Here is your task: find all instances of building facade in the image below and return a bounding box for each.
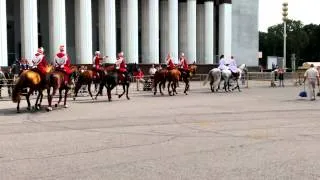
[0,0,259,67]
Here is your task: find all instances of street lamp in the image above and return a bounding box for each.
[282,1,288,71]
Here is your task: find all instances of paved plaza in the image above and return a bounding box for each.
[0,81,320,180]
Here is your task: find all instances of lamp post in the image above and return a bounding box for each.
[282,1,288,71]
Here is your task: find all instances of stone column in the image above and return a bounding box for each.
[49,0,67,62]
[127,0,139,63]
[141,0,149,63]
[99,0,116,63]
[149,0,160,64]
[142,0,159,64]
[187,0,197,63]
[0,0,7,66]
[120,0,127,56]
[168,0,179,63]
[219,0,232,59]
[160,1,168,63]
[75,0,93,64]
[204,0,214,64]
[20,0,38,62]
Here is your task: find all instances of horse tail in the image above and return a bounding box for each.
[12,76,24,103]
[203,71,210,86]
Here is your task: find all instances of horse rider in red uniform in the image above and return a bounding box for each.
[178,52,189,77]
[115,51,128,82]
[166,53,175,71]
[92,51,107,79]
[31,47,49,85]
[54,45,73,88]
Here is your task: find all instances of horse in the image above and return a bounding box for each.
[221,64,247,92]
[94,65,131,101]
[11,65,54,113]
[46,66,78,111]
[166,69,181,96]
[178,64,197,95]
[73,68,102,101]
[153,69,168,96]
[203,68,222,92]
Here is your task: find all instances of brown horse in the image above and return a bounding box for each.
[11,66,54,113]
[178,64,197,95]
[95,65,131,101]
[73,68,102,101]
[166,69,181,96]
[46,66,77,111]
[153,69,168,96]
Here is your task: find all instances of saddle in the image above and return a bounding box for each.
[231,72,240,78]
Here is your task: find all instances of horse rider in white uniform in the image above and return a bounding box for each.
[218,55,228,71]
[229,56,239,77]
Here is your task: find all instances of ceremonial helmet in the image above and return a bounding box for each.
[95,51,101,55]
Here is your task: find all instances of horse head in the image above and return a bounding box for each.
[189,64,197,76]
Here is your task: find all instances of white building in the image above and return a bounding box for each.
[0,0,258,67]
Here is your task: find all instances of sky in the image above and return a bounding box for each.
[259,0,320,32]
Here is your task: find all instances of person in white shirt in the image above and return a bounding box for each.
[149,64,157,76]
[304,64,320,100]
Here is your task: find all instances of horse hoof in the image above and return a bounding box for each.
[154,92,156,96]
[127,97,130,100]
[47,107,53,111]
[118,95,121,99]
[64,105,69,108]
[55,104,58,108]
[27,107,31,111]
[73,97,76,101]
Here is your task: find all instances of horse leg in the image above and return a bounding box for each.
[118,84,126,99]
[38,91,44,109]
[87,83,94,101]
[210,80,214,92]
[73,82,82,101]
[171,82,176,96]
[63,89,69,108]
[55,89,63,107]
[159,82,164,96]
[46,88,53,111]
[154,81,158,96]
[26,89,33,111]
[168,81,172,96]
[126,83,130,100]
[95,81,105,100]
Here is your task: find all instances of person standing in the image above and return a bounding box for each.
[304,64,319,101]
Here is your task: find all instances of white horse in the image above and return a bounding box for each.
[203,68,221,92]
[221,64,247,92]
[203,64,247,92]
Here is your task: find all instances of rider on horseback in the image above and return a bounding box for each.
[31,47,49,85]
[229,56,239,77]
[115,51,128,83]
[218,55,228,72]
[166,53,175,70]
[54,45,73,88]
[92,51,107,79]
[178,53,189,77]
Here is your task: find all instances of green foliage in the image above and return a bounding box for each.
[259,19,320,68]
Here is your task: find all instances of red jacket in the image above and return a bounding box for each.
[33,53,48,75]
[167,58,175,70]
[134,71,144,79]
[179,58,188,71]
[55,52,72,74]
[93,56,103,69]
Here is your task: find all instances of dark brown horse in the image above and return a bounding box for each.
[46,66,77,111]
[73,69,102,101]
[11,66,54,113]
[178,64,197,95]
[95,65,131,101]
[153,69,168,96]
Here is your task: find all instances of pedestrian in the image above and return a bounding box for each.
[278,68,284,87]
[303,64,319,101]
